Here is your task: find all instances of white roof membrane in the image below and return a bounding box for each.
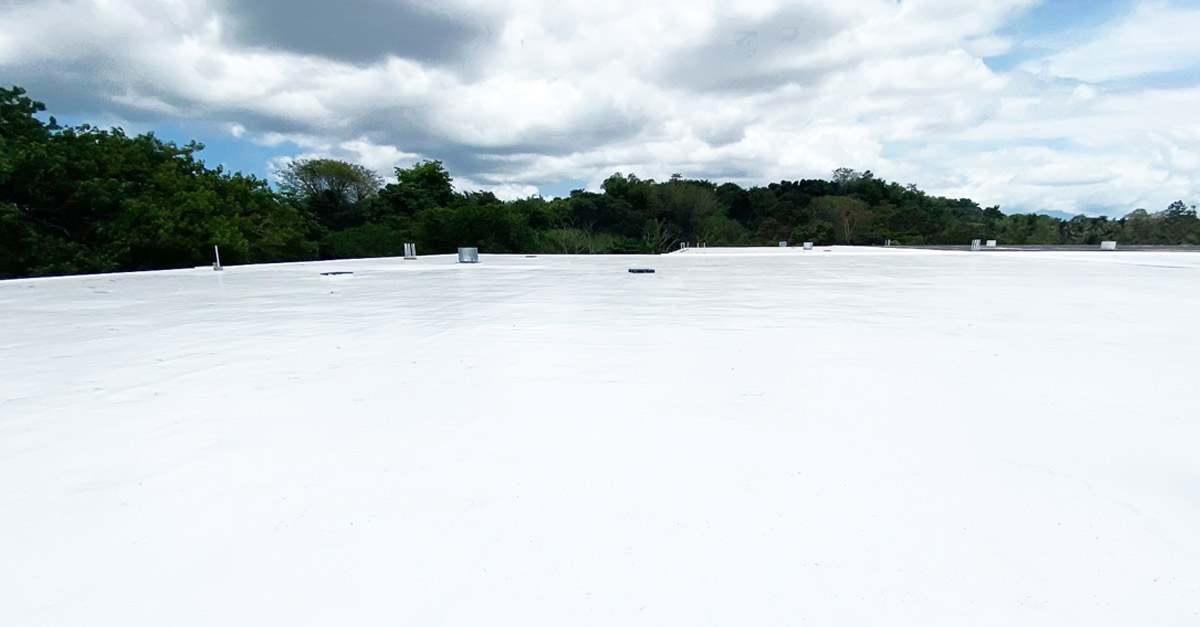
[2,248,1198,625]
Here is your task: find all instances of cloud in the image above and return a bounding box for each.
[0,0,1197,215]
[653,4,851,93]
[217,0,488,65]
[1029,1,1200,82]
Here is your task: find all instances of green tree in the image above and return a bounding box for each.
[641,218,680,253]
[277,158,382,204]
[277,158,382,230]
[1156,200,1199,244]
[813,196,870,243]
[0,86,311,276]
[369,159,457,217]
[652,178,719,243]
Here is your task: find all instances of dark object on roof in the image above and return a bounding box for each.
[321,271,354,276]
[628,268,655,274]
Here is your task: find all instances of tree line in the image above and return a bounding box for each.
[2,86,1198,278]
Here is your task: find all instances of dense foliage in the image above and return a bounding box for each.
[0,87,311,277]
[2,87,1197,278]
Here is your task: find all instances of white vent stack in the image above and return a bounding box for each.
[1101,241,1118,251]
[403,243,417,260]
[458,247,479,263]
[213,245,223,271]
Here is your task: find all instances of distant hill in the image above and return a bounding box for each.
[1032,209,1084,221]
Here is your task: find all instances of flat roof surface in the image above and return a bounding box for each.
[3,248,1199,625]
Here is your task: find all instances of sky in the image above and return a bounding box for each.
[2,0,1198,216]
